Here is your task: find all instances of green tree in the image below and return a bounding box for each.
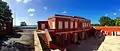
[20,22,27,26]
[115,17,120,26]
[0,0,12,30]
[110,20,115,26]
[99,16,113,26]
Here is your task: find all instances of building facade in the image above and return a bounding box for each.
[37,14,93,51]
[94,26,120,36]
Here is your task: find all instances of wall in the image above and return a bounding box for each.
[94,26,120,36]
[37,15,92,50]
[37,21,48,30]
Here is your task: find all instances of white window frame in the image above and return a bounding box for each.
[65,21,68,28]
[58,21,62,29]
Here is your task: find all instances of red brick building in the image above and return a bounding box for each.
[94,26,120,36]
[37,14,93,51]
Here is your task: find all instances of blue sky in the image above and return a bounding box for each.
[2,0,120,25]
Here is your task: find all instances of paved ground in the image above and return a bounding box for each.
[7,29,35,46]
[0,29,36,51]
[68,36,105,51]
[98,36,120,51]
[69,36,120,51]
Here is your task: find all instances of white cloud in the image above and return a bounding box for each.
[23,0,32,4]
[105,14,108,16]
[16,0,32,4]
[28,8,36,13]
[29,14,34,17]
[16,0,22,2]
[44,6,47,10]
[113,13,117,15]
[2,0,8,2]
[62,11,67,13]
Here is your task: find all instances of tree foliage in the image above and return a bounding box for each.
[20,22,27,26]
[91,24,101,26]
[115,17,120,26]
[99,16,114,26]
[0,0,12,30]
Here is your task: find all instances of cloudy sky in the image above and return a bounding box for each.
[2,0,120,25]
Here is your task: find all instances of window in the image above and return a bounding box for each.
[75,22,78,28]
[70,22,73,28]
[41,24,45,29]
[65,21,68,28]
[84,23,86,27]
[86,23,87,27]
[87,23,89,27]
[85,23,87,27]
[82,23,84,27]
[86,23,88,27]
[52,21,55,29]
[117,32,120,35]
[58,21,62,29]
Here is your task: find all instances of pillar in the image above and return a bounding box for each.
[67,33,70,47]
[82,31,85,40]
[73,33,75,44]
[61,34,65,47]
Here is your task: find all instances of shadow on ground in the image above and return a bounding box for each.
[68,36,105,51]
[10,32,22,38]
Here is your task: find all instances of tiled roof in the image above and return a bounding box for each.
[54,14,73,17]
[49,14,90,21]
[94,26,120,31]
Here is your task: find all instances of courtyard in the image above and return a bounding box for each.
[68,36,120,51]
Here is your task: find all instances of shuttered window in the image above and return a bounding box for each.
[65,21,68,28]
[58,21,62,29]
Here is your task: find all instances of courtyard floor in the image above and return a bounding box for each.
[69,36,120,51]
[0,29,35,51]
